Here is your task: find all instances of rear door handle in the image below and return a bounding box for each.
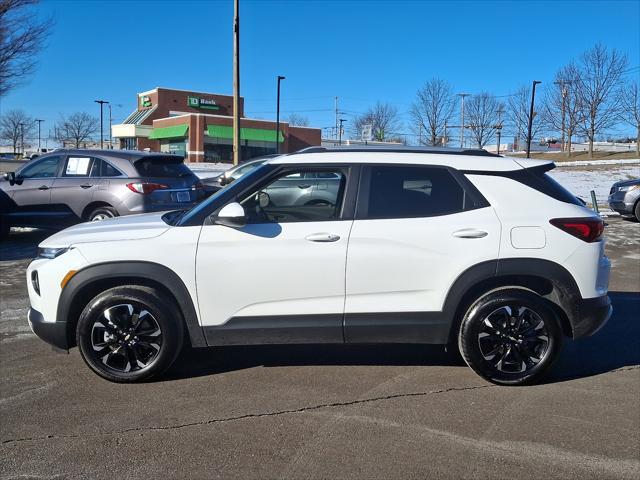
[452,229,488,239]
[38,185,50,190]
[298,184,312,189]
[80,183,93,189]
[305,233,340,242]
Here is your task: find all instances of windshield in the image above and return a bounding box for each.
[177,162,271,226]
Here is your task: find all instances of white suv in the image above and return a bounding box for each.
[26,146,612,385]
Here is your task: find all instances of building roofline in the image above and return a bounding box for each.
[137,87,240,98]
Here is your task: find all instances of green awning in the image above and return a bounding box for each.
[149,125,189,140]
[207,125,284,143]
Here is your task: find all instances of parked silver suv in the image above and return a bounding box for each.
[0,150,203,238]
[608,178,640,221]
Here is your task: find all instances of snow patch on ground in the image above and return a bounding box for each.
[554,159,640,167]
[548,164,640,208]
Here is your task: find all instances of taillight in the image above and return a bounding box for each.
[550,217,604,243]
[126,182,169,194]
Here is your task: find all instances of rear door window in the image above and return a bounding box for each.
[135,156,192,178]
[63,156,94,177]
[361,165,468,219]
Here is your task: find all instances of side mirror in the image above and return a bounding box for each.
[218,174,232,186]
[214,202,246,228]
[3,171,15,185]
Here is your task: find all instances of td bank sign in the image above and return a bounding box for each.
[188,96,220,110]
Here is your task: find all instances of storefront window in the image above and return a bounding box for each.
[160,139,188,157]
[204,138,277,163]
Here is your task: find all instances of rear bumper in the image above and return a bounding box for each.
[571,295,612,339]
[28,308,69,350]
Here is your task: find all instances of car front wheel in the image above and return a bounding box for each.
[458,288,563,385]
[76,286,183,382]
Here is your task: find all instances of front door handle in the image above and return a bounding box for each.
[38,185,50,190]
[80,183,93,189]
[452,229,488,239]
[305,233,340,242]
[298,184,312,189]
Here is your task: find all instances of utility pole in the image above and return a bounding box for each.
[443,121,448,147]
[496,106,504,155]
[94,99,109,149]
[107,104,112,149]
[334,96,339,140]
[232,0,241,165]
[35,119,44,152]
[554,80,569,153]
[19,122,25,156]
[526,80,542,159]
[457,93,470,148]
[275,75,285,154]
[338,118,346,145]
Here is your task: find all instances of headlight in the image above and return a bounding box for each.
[36,247,70,259]
[619,185,639,192]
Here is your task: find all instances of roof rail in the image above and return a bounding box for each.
[289,145,500,157]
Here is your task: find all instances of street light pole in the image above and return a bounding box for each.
[526,80,542,159]
[19,122,25,156]
[232,0,241,165]
[275,75,285,154]
[457,93,470,148]
[338,118,346,145]
[35,119,44,152]
[94,100,109,149]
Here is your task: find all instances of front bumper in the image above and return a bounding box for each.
[571,295,612,339]
[608,193,635,215]
[28,308,69,350]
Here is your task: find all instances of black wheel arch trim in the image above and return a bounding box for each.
[441,257,596,342]
[57,261,206,349]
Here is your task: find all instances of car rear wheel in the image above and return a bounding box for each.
[634,201,640,222]
[76,286,183,382]
[88,206,118,222]
[458,288,563,385]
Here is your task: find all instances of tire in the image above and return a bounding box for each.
[76,286,184,383]
[635,201,640,222]
[458,288,563,386]
[88,206,118,222]
[0,215,9,240]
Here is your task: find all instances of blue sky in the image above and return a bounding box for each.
[2,0,639,142]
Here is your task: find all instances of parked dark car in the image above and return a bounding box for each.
[608,178,640,221]
[0,149,204,239]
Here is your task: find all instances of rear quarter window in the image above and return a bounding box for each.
[135,156,193,178]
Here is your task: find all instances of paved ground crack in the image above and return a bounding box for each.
[1,383,494,446]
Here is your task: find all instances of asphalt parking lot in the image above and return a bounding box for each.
[0,217,639,479]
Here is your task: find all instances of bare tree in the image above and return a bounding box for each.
[465,93,503,148]
[54,112,98,148]
[353,101,402,141]
[0,109,33,154]
[620,81,640,155]
[540,64,585,156]
[410,78,455,146]
[0,0,53,97]
[573,44,628,157]
[286,113,310,127]
[508,85,545,151]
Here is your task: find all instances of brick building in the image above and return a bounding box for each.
[112,87,321,163]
